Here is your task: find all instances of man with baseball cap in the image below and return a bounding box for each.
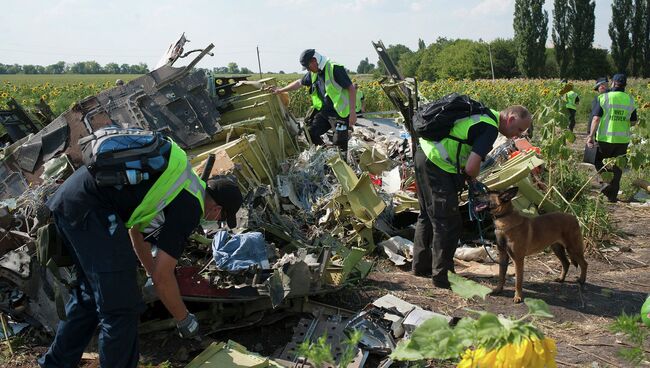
[587,77,608,135]
[39,142,243,367]
[269,49,357,152]
[586,73,638,202]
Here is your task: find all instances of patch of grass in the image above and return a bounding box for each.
[609,312,649,367]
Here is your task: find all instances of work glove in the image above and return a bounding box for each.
[141,277,158,303]
[176,312,200,339]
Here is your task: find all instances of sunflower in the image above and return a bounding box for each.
[457,337,557,368]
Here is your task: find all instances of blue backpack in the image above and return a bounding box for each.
[79,127,171,186]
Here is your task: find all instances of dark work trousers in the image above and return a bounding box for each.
[39,210,143,368]
[594,141,628,202]
[567,108,577,132]
[412,148,462,284]
[308,110,349,151]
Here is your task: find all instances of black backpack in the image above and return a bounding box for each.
[79,127,171,186]
[413,93,497,142]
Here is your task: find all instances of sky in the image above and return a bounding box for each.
[0,0,614,73]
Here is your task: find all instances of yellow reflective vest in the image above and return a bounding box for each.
[565,90,578,110]
[308,60,351,118]
[126,139,205,231]
[419,109,499,174]
[596,91,635,144]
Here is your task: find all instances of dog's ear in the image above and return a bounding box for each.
[499,187,519,202]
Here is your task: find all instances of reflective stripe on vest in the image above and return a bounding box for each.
[310,71,322,110]
[307,61,350,118]
[419,110,499,174]
[126,140,205,231]
[565,91,578,110]
[596,91,635,144]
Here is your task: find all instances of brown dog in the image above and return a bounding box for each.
[486,187,588,303]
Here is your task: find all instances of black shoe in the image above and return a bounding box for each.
[412,270,432,277]
[433,279,451,289]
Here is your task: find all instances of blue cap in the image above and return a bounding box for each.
[594,77,608,91]
[612,73,627,85]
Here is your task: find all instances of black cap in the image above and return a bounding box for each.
[205,177,243,228]
[612,73,627,85]
[594,77,608,91]
[299,49,315,69]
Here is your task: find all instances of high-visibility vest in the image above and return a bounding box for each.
[355,89,364,113]
[596,91,635,144]
[308,60,350,118]
[126,140,205,231]
[419,109,499,174]
[565,91,578,110]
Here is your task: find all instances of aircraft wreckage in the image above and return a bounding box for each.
[0,36,560,366]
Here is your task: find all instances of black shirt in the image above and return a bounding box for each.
[591,87,638,121]
[47,166,201,259]
[301,64,352,114]
[467,122,499,159]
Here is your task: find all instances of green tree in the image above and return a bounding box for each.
[22,65,38,74]
[513,0,548,77]
[609,0,634,73]
[356,57,375,74]
[490,38,519,78]
[583,48,613,77]
[104,63,121,74]
[552,0,572,78]
[630,0,647,76]
[644,0,650,76]
[569,0,595,79]
[227,62,240,74]
[376,44,413,75]
[45,61,65,74]
[240,66,253,74]
[433,40,491,79]
[418,38,426,51]
[398,50,424,77]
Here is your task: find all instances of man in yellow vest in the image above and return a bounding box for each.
[39,143,243,367]
[271,49,357,151]
[562,79,580,132]
[412,105,532,288]
[586,73,638,202]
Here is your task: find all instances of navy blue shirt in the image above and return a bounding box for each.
[467,122,499,159]
[301,64,352,114]
[47,166,201,259]
[591,87,638,121]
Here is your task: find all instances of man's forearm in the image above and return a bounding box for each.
[153,268,187,321]
[464,152,482,178]
[129,228,154,276]
[589,116,600,138]
[277,79,302,93]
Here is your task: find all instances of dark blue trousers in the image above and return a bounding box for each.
[39,209,144,368]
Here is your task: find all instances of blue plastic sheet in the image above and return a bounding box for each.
[211,231,270,271]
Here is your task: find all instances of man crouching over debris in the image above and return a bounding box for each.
[412,102,532,289]
[38,146,243,367]
[270,48,356,152]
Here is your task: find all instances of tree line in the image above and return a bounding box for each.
[0,61,150,75]
[359,0,650,80]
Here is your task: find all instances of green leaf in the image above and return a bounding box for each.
[448,272,491,300]
[524,298,554,318]
[390,340,425,361]
[564,129,576,143]
[408,316,463,359]
[453,317,478,348]
[475,313,506,350]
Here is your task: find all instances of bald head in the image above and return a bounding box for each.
[498,105,532,138]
